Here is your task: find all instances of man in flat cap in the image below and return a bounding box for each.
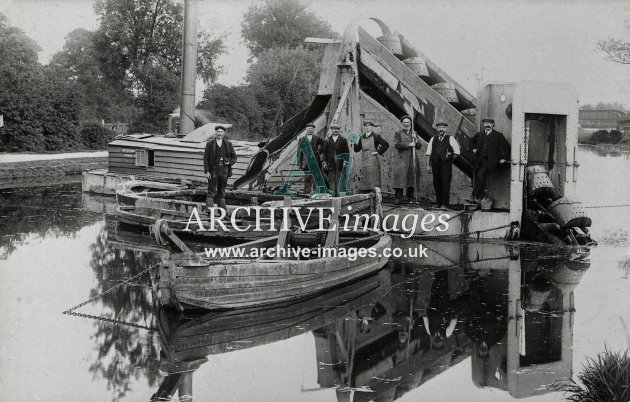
[470,118,510,203]
[393,115,422,204]
[426,120,461,208]
[323,123,350,196]
[203,125,237,211]
[296,122,325,194]
[354,120,389,193]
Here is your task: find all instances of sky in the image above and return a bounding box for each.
[1,0,629,107]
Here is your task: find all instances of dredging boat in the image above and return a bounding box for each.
[227,19,596,250]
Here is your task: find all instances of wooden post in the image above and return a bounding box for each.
[324,198,341,247]
[277,197,292,249]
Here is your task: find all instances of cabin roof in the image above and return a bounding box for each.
[181,122,234,143]
[109,135,260,155]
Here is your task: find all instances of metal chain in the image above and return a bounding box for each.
[62,262,160,331]
[63,310,157,332]
[334,233,384,248]
[386,223,514,240]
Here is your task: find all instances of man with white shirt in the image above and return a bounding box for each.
[203,125,237,211]
[323,123,350,196]
[426,120,461,208]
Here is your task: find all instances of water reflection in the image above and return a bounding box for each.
[87,217,165,400]
[0,183,101,259]
[151,239,589,401]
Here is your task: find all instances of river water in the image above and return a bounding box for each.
[0,145,628,402]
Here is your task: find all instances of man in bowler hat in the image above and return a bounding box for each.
[470,118,510,203]
[426,120,461,208]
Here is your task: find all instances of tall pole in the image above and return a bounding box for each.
[180,0,199,136]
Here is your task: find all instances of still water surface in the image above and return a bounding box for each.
[0,145,628,401]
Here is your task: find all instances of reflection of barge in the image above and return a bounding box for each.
[150,239,589,401]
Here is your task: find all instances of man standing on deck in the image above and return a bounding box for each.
[426,121,461,209]
[204,125,237,211]
[297,123,325,194]
[323,123,350,196]
[469,118,510,203]
[393,115,423,205]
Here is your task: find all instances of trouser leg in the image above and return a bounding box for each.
[216,167,228,209]
[327,171,339,196]
[406,187,414,201]
[440,162,452,206]
[473,160,488,198]
[207,172,218,209]
[394,188,403,203]
[432,161,441,205]
[303,174,313,194]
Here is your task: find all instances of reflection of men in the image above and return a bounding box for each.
[470,118,510,203]
[426,121,460,209]
[353,120,389,194]
[323,123,350,196]
[203,126,237,210]
[393,115,422,205]
[423,269,458,349]
[296,123,325,194]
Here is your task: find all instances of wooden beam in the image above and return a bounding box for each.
[330,77,354,127]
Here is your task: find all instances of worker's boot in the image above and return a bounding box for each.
[218,198,227,210]
[205,196,214,212]
[407,188,415,205]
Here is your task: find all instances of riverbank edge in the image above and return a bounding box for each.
[0,156,107,182]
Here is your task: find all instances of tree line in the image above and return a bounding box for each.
[0,0,336,152]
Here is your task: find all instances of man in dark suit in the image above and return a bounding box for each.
[204,125,237,210]
[470,118,510,202]
[296,123,325,194]
[426,120,461,209]
[323,123,350,196]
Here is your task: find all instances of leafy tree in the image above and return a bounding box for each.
[0,13,44,151]
[0,14,81,151]
[88,0,225,132]
[597,19,630,65]
[241,0,337,58]
[200,1,338,139]
[50,28,133,123]
[198,84,265,140]
[80,123,117,149]
[246,46,322,135]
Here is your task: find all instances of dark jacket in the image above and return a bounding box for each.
[353,133,390,155]
[297,135,325,171]
[471,129,510,170]
[323,135,350,172]
[204,138,237,176]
